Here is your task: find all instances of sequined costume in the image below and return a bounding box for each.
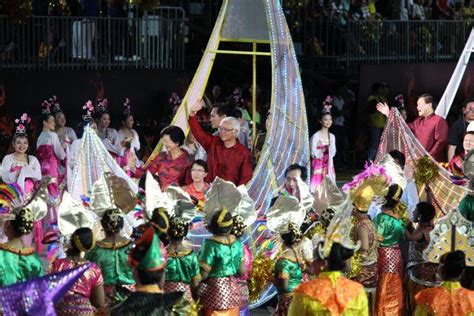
[373,212,405,316]
[0,243,43,286]
[414,281,474,316]
[288,271,369,315]
[85,240,135,304]
[351,218,378,288]
[198,235,243,315]
[407,222,439,313]
[273,250,303,316]
[50,258,104,315]
[164,247,201,301]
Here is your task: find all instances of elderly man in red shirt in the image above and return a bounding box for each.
[377,94,449,162]
[188,100,253,185]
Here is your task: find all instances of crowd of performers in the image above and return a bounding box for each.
[1,90,474,316]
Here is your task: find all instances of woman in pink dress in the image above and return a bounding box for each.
[1,113,42,249]
[115,98,143,179]
[50,227,105,315]
[94,98,122,158]
[50,96,77,150]
[147,125,193,190]
[36,100,66,222]
[310,97,336,192]
[181,159,209,206]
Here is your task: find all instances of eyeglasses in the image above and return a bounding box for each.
[191,168,206,173]
[218,127,235,133]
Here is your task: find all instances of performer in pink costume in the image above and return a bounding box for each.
[36,99,66,224]
[94,98,123,158]
[50,96,77,150]
[115,98,142,179]
[310,97,336,192]
[1,113,42,251]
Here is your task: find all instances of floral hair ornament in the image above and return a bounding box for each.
[14,113,31,137]
[95,98,109,114]
[41,99,52,115]
[49,95,61,114]
[322,95,333,115]
[123,98,132,116]
[82,100,95,123]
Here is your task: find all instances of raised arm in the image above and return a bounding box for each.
[188,100,213,150]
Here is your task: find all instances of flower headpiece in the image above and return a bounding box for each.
[82,100,95,123]
[395,94,405,109]
[342,162,391,212]
[322,95,333,115]
[95,98,108,114]
[49,95,61,114]
[41,99,52,116]
[123,98,132,116]
[14,113,31,137]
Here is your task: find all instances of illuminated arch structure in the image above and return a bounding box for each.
[144,0,310,307]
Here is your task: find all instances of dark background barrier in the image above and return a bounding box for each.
[0,69,189,128]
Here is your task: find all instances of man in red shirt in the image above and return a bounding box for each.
[189,100,253,186]
[377,94,449,162]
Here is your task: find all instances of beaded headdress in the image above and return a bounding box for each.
[14,113,31,137]
[423,208,474,266]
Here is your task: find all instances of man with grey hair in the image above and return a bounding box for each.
[188,100,253,185]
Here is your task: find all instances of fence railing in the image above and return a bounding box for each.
[0,7,186,71]
[295,20,474,74]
